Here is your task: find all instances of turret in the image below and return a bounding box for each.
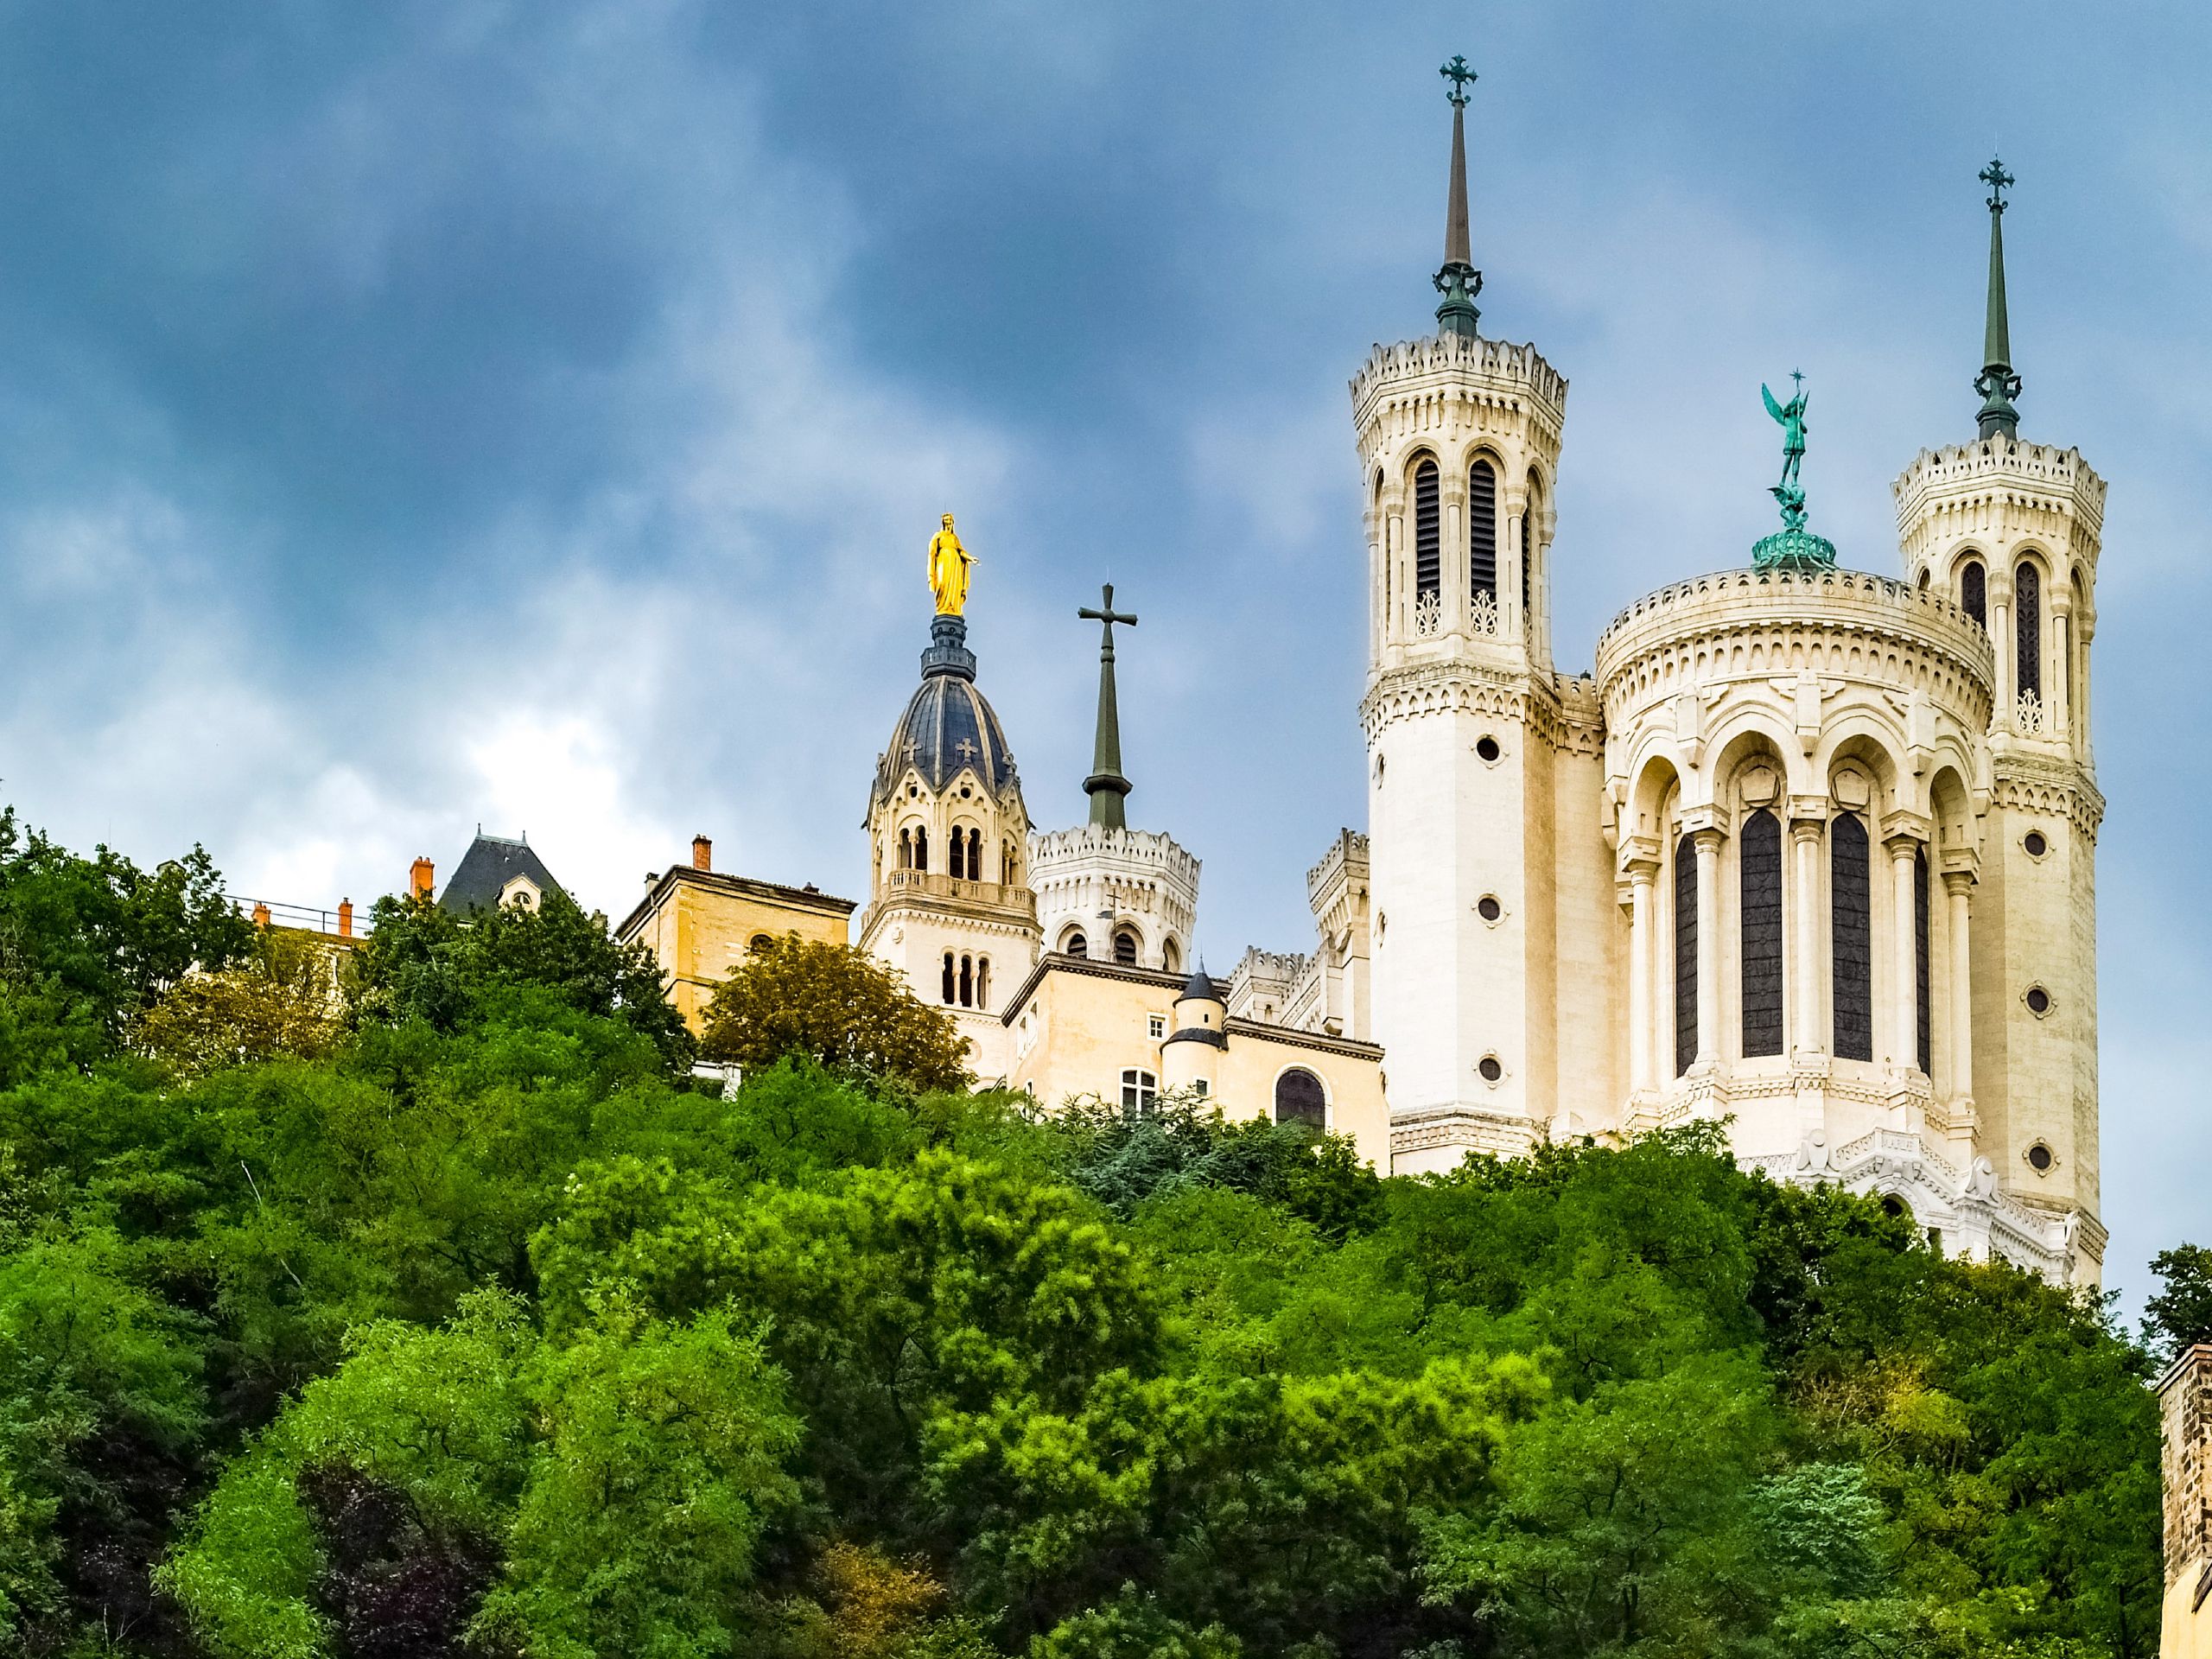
[1159,964,1227,1097]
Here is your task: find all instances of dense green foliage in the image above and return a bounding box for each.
[700,935,974,1092]
[0,812,2175,1656]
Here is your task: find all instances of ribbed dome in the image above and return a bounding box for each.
[871,615,1020,809]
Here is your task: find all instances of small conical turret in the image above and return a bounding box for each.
[1077,584,1138,830]
[1433,55,1483,340]
[1974,156,2023,441]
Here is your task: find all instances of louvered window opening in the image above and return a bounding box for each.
[1414,461,1441,600]
[1520,508,1532,624]
[1961,560,1986,628]
[1832,813,1872,1061]
[1675,834,1699,1076]
[1914,849,1931,1076]
[2015,562,2042,701]
[1739,810,1784,1057]
[1469,460,1498,600]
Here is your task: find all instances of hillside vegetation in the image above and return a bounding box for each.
[0,810,2174,1658]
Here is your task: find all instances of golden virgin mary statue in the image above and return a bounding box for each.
[926,513,977,616]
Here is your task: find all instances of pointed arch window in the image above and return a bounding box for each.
[1469,458,1498,601]
[1414,459,1440,602]
[941,951,956,1004]
[1739,808,1784,1057]
[2015,561,2042,702]
[1674,834,1698,1076]
[1520,506,1533,625]
[1831,813,1872,1061]
[1914,848,1931,1075]
[1113,929,1140,967]
[913,827,929,872]
[1960,559,1986,628]
[1064,930,1088,959]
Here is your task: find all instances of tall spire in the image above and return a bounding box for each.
[1974,156,2022,441]
[1434,55,1482,339]
[1077,584,1138,830]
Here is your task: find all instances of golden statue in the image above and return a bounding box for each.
[926,512,977,616]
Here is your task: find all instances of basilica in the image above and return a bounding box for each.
[587,76,2108,1285]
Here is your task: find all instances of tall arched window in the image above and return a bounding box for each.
[941,951,956,1004]
[976,957,990,1011]
[913,827,929,872]
[1914,848,1931,1075]
[2015,561,2043,702]
[969,828,984,880]
[1274,1067,1327,1128]
[1960,559,1986,628]
[958,955,973,1007]
[1675,833,1698,1076]
[1831,813,1872,1061]
[949,830,966,880]
[898,827,912,869]
[1520,507,1533,624]
[1739,808,1784,1057]
[1414,459,1440,603]
[1161,938,1180,974]
[1113,929,1140,966]
[1469,458,1498,602]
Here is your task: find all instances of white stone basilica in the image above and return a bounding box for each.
[840,84,2107,1285]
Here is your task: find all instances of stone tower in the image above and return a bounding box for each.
[1891,160,2105,1260]
[1356,60,1574,1166]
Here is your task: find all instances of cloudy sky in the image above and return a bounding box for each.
[0,2,2202,1300]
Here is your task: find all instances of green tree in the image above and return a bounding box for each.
[700,936,970,1091]
[2145,1243,2212,1361]
[136,926,346,1078]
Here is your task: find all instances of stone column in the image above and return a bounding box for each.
[1625,856,1659,1092]
[1502,488,1528,643]
[1991,569,2014,731]
[1942,869,1974,1102]
[1789,804,1827,1055]
[2049,591,2073,741]
[1885,830,1922,1071]
[1692,827,1726,1068]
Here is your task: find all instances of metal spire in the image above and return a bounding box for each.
[1077,584,1138,830]
[1434,55,1482,339]
[1974,156,2022,441]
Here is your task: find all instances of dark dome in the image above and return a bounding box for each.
[871,616,1020,809]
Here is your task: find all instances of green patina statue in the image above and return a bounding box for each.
[1751,370,1837,571]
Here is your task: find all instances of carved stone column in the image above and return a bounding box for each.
[2049,590,2074,741]
[1990,568,2015,732]
[1692,825,1726,1068]
[1788,801,1827,1055]
[1884,824,1925,1071]
[1624,852,1660,1092]
[1942,869,1974,1103]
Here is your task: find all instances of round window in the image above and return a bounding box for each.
[2024,830,2047,857]
[1475,736,1502,763]
[1477,895,1502,922]
[1477,1055,1503,1083]
[2025,986,2051,1015]
[2027,1142,2054,1172]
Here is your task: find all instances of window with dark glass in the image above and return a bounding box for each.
[2015,562,2042,702]
[898,827,912,868]
[1121,1068,1157,1112]
[969,828,985,880]
[1739,809,1784,1057]
[1065,931,1088,958]
[913,827,928,872]
[1675,834,1698,1076]
[1961,559,1986,627]
[1274,1067,1327,1128]
[1520,507,1532,622]
[1469,458,1497,601]
[1914,848,1931,1075]
[941,951,955,1004]
[949,830,966,880]
[1414,460,1440,601]
[1831,813,1872,1060]
[976,957,990,1010]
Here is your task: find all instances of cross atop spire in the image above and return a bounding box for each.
[1077,583,1139,830]
[1974,156,2022,441]
[1433,55,1482,340]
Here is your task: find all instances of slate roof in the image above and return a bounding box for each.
[439,834,563,915]
[871,667,1019,809]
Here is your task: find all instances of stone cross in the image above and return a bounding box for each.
[1078,583,1138,662]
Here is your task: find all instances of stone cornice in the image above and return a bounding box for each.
[1991,756,2107,841]
[1349,334,1567,439]
[1891,437,2107,540]
[1361,658,1592,751]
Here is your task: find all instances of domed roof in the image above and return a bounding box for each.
[871,615,1020,809]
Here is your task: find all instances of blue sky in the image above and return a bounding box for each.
[0,2,2202,1306]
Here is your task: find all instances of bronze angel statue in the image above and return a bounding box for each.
[1762,372,1810,525]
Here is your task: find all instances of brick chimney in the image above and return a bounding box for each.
[410,856,435,900]
[337,899,353,939]
[692,835,712,872]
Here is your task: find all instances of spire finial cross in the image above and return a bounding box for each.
[1440,54,1477,108]
[1980,155,2014,214]
[1078,583,1139,660]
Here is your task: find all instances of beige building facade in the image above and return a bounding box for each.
[2164,1346,2212,1658]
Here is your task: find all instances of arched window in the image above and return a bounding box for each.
[1274,1067,1327,1128]
[1674,834,1698,1075]
[1120,1067,1158,1113]
[976,957,990,1011]
[1520,506,1533,624]
[1414,459,1440,602]
[1469,458,1498,601]
[1739,808,1784,1057]
[949,830,967,880]
[1161,938,1180,975]
[2015,561,2042,702]
[1063,929,1088,958]
[969,828,984,880]
[1914,848,1931,1076]
[913,826,929,872]
[1113,929,1140,966]
[941,950,956,1004]
[1960,559,1986,628]
[1831,812,1872,1061]
[959,955,973,1007]
[898,827,912,869]
[748,933,773,956]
